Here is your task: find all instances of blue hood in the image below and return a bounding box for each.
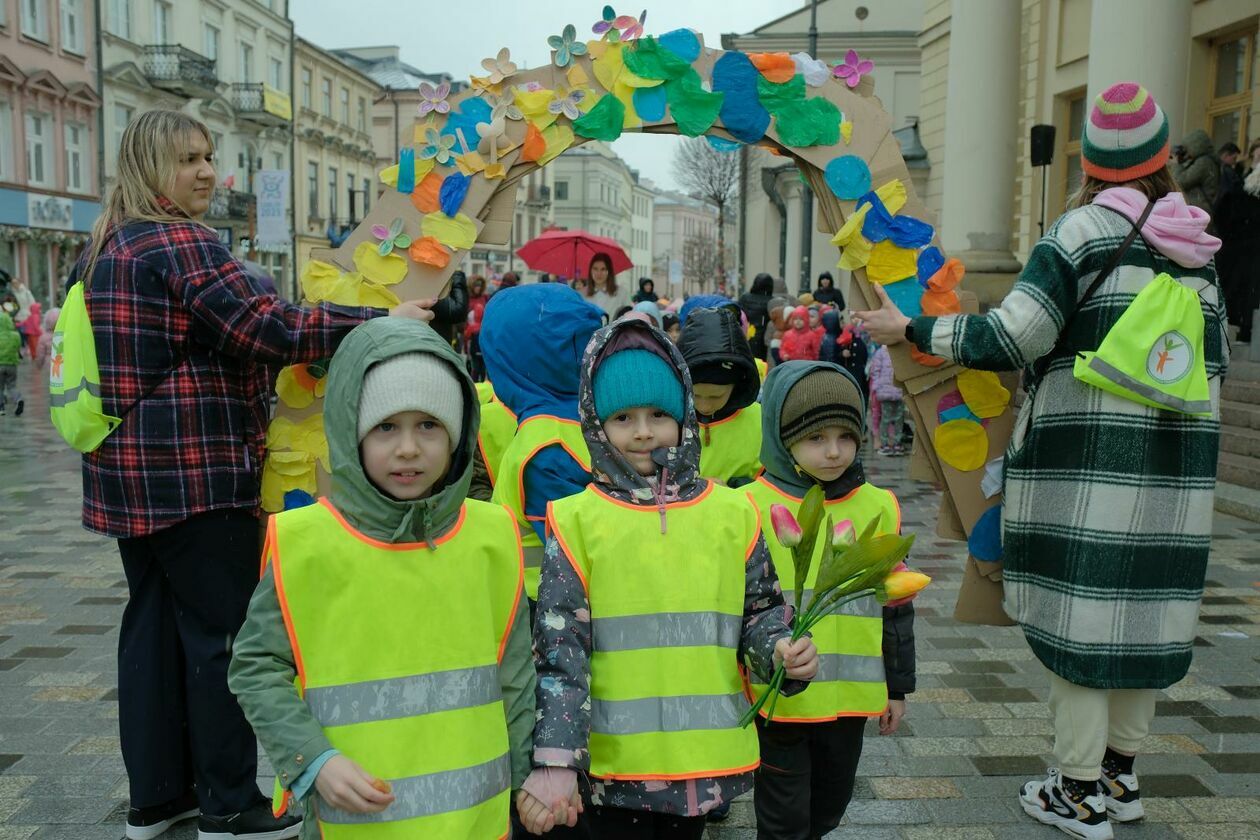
[480,284,604,423]
[678,294,737,326]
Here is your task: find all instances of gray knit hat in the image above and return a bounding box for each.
[780,368,866,449]
[357,353,464,450]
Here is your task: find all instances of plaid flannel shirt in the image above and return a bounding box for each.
[80,204,383,538]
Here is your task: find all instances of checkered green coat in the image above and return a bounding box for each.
[912,204,1229,689]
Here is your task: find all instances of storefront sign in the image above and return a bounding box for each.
[27,194,74,231]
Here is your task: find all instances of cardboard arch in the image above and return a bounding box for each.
[265,29,1015,625]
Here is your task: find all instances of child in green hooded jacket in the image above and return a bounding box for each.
[0,312,23,416]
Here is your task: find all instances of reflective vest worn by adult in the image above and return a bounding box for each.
[474,383,517,488]
[491,415,590,600]
[745,477,898,721]
[547,482,761,780]
[270,497,523,838]
[698,404,763,485]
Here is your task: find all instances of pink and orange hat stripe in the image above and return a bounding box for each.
[1081,82,1170,183]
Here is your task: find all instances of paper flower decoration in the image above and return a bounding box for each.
[417,80,450,116]
[480,47,518,85]
[616,10,647,41]
[549,88,587,120]
[549,24,588,67]
[833,49,874,89]
[475,116,513,158]
[592,5,618,38]
[372,217,412,257]
[419,127,455,165]
[485,91,523,122]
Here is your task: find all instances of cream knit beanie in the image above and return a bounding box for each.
[357,353,465,450]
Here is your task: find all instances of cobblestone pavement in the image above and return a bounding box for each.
[0,361,1258,839]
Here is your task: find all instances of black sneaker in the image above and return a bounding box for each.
[1018,768,1113,840]
[126,790,199,840]
[13,399,22,416]
[197,800,301,840]
[706,800,732,822]
[1101,766,1143,822]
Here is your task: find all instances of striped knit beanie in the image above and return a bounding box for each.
[1081,82,1170,182]
[780,368,866,450]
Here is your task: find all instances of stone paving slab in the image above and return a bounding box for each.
[0,362,1257,839]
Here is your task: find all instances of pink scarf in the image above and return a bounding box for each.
[1092,187,1221,268]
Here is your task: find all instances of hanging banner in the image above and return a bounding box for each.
[254,169,289,251]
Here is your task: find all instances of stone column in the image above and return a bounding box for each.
[781,176,804,296]
[1087,0,1192,141]
[940,0,1022,302]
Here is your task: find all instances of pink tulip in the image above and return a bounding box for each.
[832,520,856,548]
[769,504,802,548]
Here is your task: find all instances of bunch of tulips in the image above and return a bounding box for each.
[741,485,930,726]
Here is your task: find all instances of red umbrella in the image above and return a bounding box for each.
[515,229,633,279]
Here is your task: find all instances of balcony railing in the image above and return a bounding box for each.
[208,189,256,221]
[142,45,218,94]
[230,83,292,126]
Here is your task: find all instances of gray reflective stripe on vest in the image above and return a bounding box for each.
[319,751,510,825]
[304,664,502,728]
[522,544,545,570]
[1086,356,1212,414]
[798,590,881,618]
[815,653,885,683]
[591,692,748,735]
[48,377,102,408]
[591,611,742,653]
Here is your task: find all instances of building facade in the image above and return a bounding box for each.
[550,142,653,282]
[651,189,737,297]
[918,0,1260,305]
[292,37,380,276]
[0,0,101,307]
[101,0,293,293]
[724,0,926,299]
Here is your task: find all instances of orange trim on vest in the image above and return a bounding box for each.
[270,532,307,690]
[743,497,763,562]
[546,501,590,594]
[259,516,278,579]
[586,481,716,511]
[699,407,746,431]
[498,505,526,664]
[317,498,469,551]
[479,433,497,486]
[591,759,761,783]
[512,417,590,530]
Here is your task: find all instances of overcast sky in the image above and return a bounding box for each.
[290,0,802,190]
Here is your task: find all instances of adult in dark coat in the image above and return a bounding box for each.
[738,272,774,359]
[812,271,845,308]
[1214,166,1260,342]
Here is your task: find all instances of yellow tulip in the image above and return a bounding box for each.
[879,570,931,605]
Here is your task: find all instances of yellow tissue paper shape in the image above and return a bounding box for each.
[268,414,330,470]
[515,89,558,130]
[352,241,407,287]
[379,164,398,187]
[261,450,316,512]
[422,212,478,250]
[831,203,874,270]
[354,281,402,308]
[538,124,575,166]
[456,151,487,176]
[874,179,907,215]
[934,419,989,472]
[841,119,853,144]
[275,365,325,410]
[866,240,919,285]
[957,370,1011,419]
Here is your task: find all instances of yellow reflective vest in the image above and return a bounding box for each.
[491,415,590,600]
[745,476,899,721]
[474,383,517,488]
[547,482,761,780]
[270,498,523,838]
[697,404,763,485]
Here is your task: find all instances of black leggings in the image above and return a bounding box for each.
[753,716,867,839]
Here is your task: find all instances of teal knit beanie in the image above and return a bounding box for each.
[593,349,685,423]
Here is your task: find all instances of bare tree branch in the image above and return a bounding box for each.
[672,138,740,278]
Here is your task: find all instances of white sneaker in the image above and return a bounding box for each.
[1019,768,1114,840]
[1101,768,1144,822]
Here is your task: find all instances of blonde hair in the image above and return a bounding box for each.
[82,110,215,281]
[1068,164,1179,210]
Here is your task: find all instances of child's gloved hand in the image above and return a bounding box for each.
[520,767,582,833]
[775,636,820,680]
[314,755,395,814]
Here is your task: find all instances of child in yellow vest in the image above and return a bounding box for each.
[745,360,917,839]
[518,317,819,839]
[678,306,764,487]
[229,317,543,839]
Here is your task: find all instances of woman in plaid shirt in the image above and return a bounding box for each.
[79,110,433,840]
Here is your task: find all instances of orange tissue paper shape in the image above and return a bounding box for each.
[928,258,966,293]
[921,290,961,316]
[409,236,451,268]
[410,172,443,214]
[910,346,947,368]
[521,122,546,162]
[749,52,797,83]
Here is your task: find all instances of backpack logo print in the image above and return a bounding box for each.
[49,334,64,388]
[1146,330,1192,385]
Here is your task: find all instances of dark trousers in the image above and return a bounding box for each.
[753,716,867,840]
[586,807,706,840]
[116,509,263,815]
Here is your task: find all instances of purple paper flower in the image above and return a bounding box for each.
[833,49,874,89]
[417,80,450,117]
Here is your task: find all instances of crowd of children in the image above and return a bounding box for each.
[227,285,920,840]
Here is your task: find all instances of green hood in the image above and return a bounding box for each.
[759,359,864,497]
[323,316,478,544]
[0,312,18,366]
